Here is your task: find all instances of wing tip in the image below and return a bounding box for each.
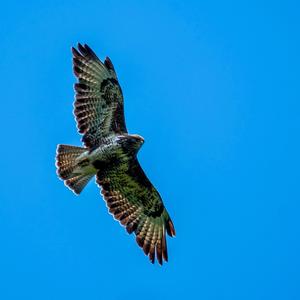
[166,219,176,237]
[134,223,171,266]
[77,42,86,55]
[78,43,99,60]
[71,46,81,58]
[104,56,115,72]
[72,43,116,76]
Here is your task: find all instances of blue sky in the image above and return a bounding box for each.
[1,1,299,299]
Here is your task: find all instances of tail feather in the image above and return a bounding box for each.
[56,144,93,194]
[65,173,94,195]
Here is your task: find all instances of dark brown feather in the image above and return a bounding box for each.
[104,56,115,72]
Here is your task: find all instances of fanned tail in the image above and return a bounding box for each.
[55,144,94,194]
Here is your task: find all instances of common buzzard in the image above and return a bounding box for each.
[55,43,175,265]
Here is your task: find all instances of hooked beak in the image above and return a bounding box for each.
[131,134,144,144]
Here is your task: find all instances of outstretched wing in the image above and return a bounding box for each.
[96,158,175,265]
[72,43,127,148]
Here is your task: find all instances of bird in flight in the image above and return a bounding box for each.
[55,43,175,265]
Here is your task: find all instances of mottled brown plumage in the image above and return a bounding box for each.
[72,44,127,148]
[55,43,175,265]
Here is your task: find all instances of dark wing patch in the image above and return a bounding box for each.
[96,159,175,265]
[72,43,127,148]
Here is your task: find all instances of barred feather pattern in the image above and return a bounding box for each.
[72,43,127,148]
[55,144,94,194]
[56,144,86,180]
[96,163,175,265]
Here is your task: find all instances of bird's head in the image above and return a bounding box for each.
[119,134,144,153]
[130,134,144,144]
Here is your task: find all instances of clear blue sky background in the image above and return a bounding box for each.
[0,1,299,299]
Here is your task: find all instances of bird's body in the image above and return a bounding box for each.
[69,135,123,178]
[56,43,175,265]
[66,134,144,185]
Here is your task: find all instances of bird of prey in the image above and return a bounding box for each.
[55,43,175,265]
